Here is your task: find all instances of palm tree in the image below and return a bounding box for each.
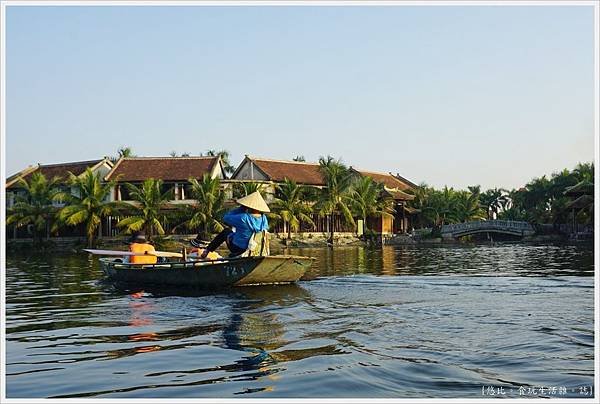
[480,188,508,220]
[116,179,173,240]
[110,146,135,162]
[315,156,356,244]
[7,172,63,242]
[56,168,125,247]
[350,176,394,234]
[549,169,579,204]
[406,184,430,229]
[420,187,458,233]
[523,176,553,223]
[467,185,481,196]
[573,162,594,183]
[204,149,235,175]
[175,175,227,240]
[270,178,315,240]
[119,147,134,157]
[453,190,486,223]
[498,189,527,221]
[233,181,266,198]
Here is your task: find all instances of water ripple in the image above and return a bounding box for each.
[5,244,595,398]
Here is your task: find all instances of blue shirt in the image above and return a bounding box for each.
[223,207,269,249]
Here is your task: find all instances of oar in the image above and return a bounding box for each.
[83,249,183,258]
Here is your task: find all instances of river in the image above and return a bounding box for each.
[4,243,595,399]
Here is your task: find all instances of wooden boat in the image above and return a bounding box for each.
[99,255,314,288]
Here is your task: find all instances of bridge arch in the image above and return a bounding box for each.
[441,220,535,240]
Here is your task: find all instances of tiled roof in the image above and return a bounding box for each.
[7,159,105,188]
[565,194,593,209]
[387,189,415,201]
[564,180,594,196]
[356,170,414,191]
[251,158,326,186]
[38,160,103,180]
[242,157,416,190]
[105,157,220,182]
[6,166,37,186]
[393,173,418,189]
[404,206,418,214]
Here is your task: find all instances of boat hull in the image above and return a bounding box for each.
[100,255,313,288]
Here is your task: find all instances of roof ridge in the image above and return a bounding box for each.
[352,167,417,190]
[121,156,218,160]
[354,168,394,176]
[105,155,219,182]
[391,172,418,188]
[104,157,123,181]
[39,159,103,168]
[6,165,40,188]
[248,155,319,166]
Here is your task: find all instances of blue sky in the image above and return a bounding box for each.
[4,4,596,189]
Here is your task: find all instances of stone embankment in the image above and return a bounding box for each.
[7,230,585,252]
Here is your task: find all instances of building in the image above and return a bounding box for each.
[229,156,332,232]
[101,156,228,236]
[5,158,114,239]
[350,168,416,234]
[231,155,326,187]
[6,158,114,208]
[105,156,226,203]
[230,156,417,234]
[6,153,418,240]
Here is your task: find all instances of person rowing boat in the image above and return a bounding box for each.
[190,191,270,259]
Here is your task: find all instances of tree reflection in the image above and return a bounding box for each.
[380,246,396,276]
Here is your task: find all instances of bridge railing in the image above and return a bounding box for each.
[441,220,533,234]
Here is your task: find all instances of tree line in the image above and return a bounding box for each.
[6,156,396,247]
[407,162,594,236]
[7,153,594,246]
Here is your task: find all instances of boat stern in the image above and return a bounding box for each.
[234,255,314,286]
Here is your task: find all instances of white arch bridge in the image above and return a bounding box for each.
[440,220,535,240]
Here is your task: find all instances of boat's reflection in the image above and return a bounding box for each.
[98,284,347,395]
[219,285,347,394]
[215,286,308,393]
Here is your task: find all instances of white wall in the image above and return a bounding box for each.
[232,160,269,181]
[95,163,113,178]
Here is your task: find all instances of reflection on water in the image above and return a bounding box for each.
[5,243,595,398]
[292,244,594,278]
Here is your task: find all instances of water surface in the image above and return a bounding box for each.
[5,244,595,398]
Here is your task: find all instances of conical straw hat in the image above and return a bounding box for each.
[236,191,270,213]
